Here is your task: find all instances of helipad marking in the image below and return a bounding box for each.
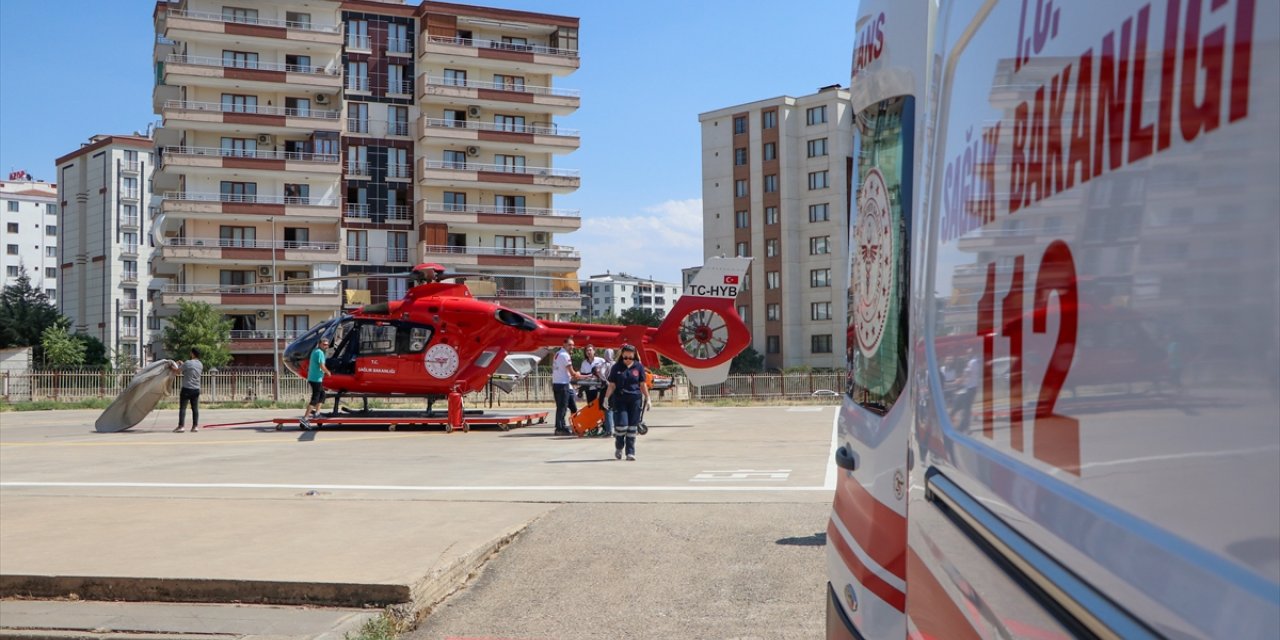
[691,469,791,481]
[787,407,824,412]
[0,434,424,448]
[0,481,830,492]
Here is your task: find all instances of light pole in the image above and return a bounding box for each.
[269,216,280,402]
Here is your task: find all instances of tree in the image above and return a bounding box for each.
[730,345,765,374]
[41,322,86,368]
[161,299,233,368]
[0,269,62,351]
[619,307,664,327]
[74,334,109,367]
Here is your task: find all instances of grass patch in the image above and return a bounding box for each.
[345,611,406,640]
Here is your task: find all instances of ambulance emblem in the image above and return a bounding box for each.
[853,167,894,358]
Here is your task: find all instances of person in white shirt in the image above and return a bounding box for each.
[577,344,607,434]
[551,338,580,434]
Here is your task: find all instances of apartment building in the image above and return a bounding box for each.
[416,2,582,319]
[54,137,156,363]
[580,272,681,319]
[1,173,59,299]
[152,0,346,365]
[700,85,852,370]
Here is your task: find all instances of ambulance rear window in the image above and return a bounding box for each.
[847,96,913,414]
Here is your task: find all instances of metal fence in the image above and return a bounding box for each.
[0,369,845,405]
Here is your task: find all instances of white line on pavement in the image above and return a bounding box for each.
[1,481,831,492]
[825,406,840,490]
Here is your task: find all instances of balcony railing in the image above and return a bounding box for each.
[165,9,342,34]
[161,283,328,295]
[388,248,409,263]
[347,247,369,261]
[424,35,578,58]
[343,205,411,222]
[386,38,412,54]
[421,244,579,259]
[422,160,579,178]
[164,54,339,76]
[346,34,371,50]
[121,299,140,310]
[423,76,579,98]
[387,81,413,95]
[122,272,139,283]
[162,99,341,120]
[122,216,140,227]
[230,329,308,341]
[345,204,370,218]
[344,161,370,175]
[122,244,139,255]
[388,121,411,136]
[423,118,578,137]
[387,205,412,222]
[163,237,339,251]
[387,163,411,179]
[345,76,370,91]
[121,189,140,200]
[347,118,370,133]
[121,161,141,172]
[422,202,578,217]
[121,327,140,339]
[162,146,339,163]
[163,192,338,207]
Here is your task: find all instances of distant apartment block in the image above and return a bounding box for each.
[700,85,852,370]
[148,0,582,364]
[1,173,60,300]
[54,137,156,363]
[580,272,681,319]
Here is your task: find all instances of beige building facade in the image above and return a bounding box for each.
[700,85,852,370]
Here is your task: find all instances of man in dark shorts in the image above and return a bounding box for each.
[300,338,332,430]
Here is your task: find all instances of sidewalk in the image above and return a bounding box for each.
[0,600,377,639]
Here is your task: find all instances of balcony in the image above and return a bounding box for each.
[120,189,140,200]
[345,76,370,93]
[421,118,579,153]
[420,75,579,115]
[420,244,579,269]
[345,118,412,139]
[159,9,343,49]
[387,163,412,179]
[344,161,370,178]
[342,204,413,226]
[386,38,413,56]
[122,272,139,284]
[420,159,579,194]
[120,299,140,312]
[160,54,342,92]
[157,100,342,137]
[387,247,410,263]
[121,244,139,256]
[387,80,413,97]
[121,161,141,173]
[160,146,341,178]
[421,34,579,76]
[160,191,340,222]
[420,201,580,232]
[229,329,308,352]
[157,283,340,310]
[121,216,140,228]
[120,327,140,340]
[157,237,339,265]
[347,246,369,261]
[477,289,582,314]
[346,34,371,51]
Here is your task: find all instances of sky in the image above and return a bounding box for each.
[0,0,859,284]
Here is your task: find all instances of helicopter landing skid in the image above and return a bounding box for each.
[268,409,548,433]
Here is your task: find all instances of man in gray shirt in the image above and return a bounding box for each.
[172,348,203,432]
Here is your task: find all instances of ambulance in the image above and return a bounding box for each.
[829,0,1279,637]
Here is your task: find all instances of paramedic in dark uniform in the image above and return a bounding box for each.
[603,344,650,461]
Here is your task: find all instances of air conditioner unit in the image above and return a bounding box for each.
[465,145,480,157]
[256,309,269,319]
[532,231,548,244]
[256,134,274,145]
[314,93,331,105]
[258,265,273,278]
[466,105,482,118]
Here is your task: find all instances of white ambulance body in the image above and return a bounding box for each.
[829,0,1279,637]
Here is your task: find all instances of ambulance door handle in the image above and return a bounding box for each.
[835,445,858,471]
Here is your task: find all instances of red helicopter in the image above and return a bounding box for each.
[281,257,753,415]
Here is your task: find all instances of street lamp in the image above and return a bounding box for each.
[269,216,280,402]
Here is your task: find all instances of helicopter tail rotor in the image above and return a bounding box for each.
[647,257,753,387]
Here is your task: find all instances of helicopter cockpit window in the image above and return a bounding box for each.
[399,326,432,354]
[359,323,397,356]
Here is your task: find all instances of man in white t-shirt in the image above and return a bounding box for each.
[551,338,580,434]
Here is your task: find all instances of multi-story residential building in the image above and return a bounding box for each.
[416,2,582,319]
[53,137,156,363]
[1,173,60,300]
[700,85,852,370]
[580,272,681,319]
[152,0,346,365]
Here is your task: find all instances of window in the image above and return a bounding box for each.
[347,230,368,261]
[494,114,526,133]
[766,335,780,354]
[5,266,17,277]
[810,268,831,287]
[122,260,137,280]
[222,6,257,22]
[388,231,409,262]
[219,226,256,248]
[765,238,779,257]
[737,305,750,324]
[220,181,256,202]
[45,288,55,298]
[735,180,748,197]
[346,61,369,91]
[388,23,410,53]
[495,194,525,212]
[494,74,525,91]
[735,210,749,229]
[44,246,56,257]
[848,94,913,414]
[733,116,746,134]
[221,49,259,69]
[348,102,369,133]
[806,105,827,125]
[6,244,17,255]
[443,191,467,211]
[46,204,57,215]
[221,93,258,113]
[766,271,780,289]
[762,110,777,129]
[811,302,832,320]
[5,223,16,233]
[808,138,828,157]
[765,207,779,225]
[45,267,56,278]
[495,235,526,253]
[285,11,311,29]
[443,149,467,168]
[45,224,56,235]
[808,170,829,190]
[347,19,369,48]
[810,236,830,255]
[734,148,747,166]
[359,323,398,355]
[443,68,467,86]
[6,202,16,212]
[495,154,526,172]
[735,242,749,257]
[388,64,408,95]
[387,148,409,178]
[763,142,776,161]
[809,203,829,222]
[764,175,778,193]
[767,303,780,321]
[811,334,833,354]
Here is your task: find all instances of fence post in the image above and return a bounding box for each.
[809,372,814,394]
[749,374,755,399]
